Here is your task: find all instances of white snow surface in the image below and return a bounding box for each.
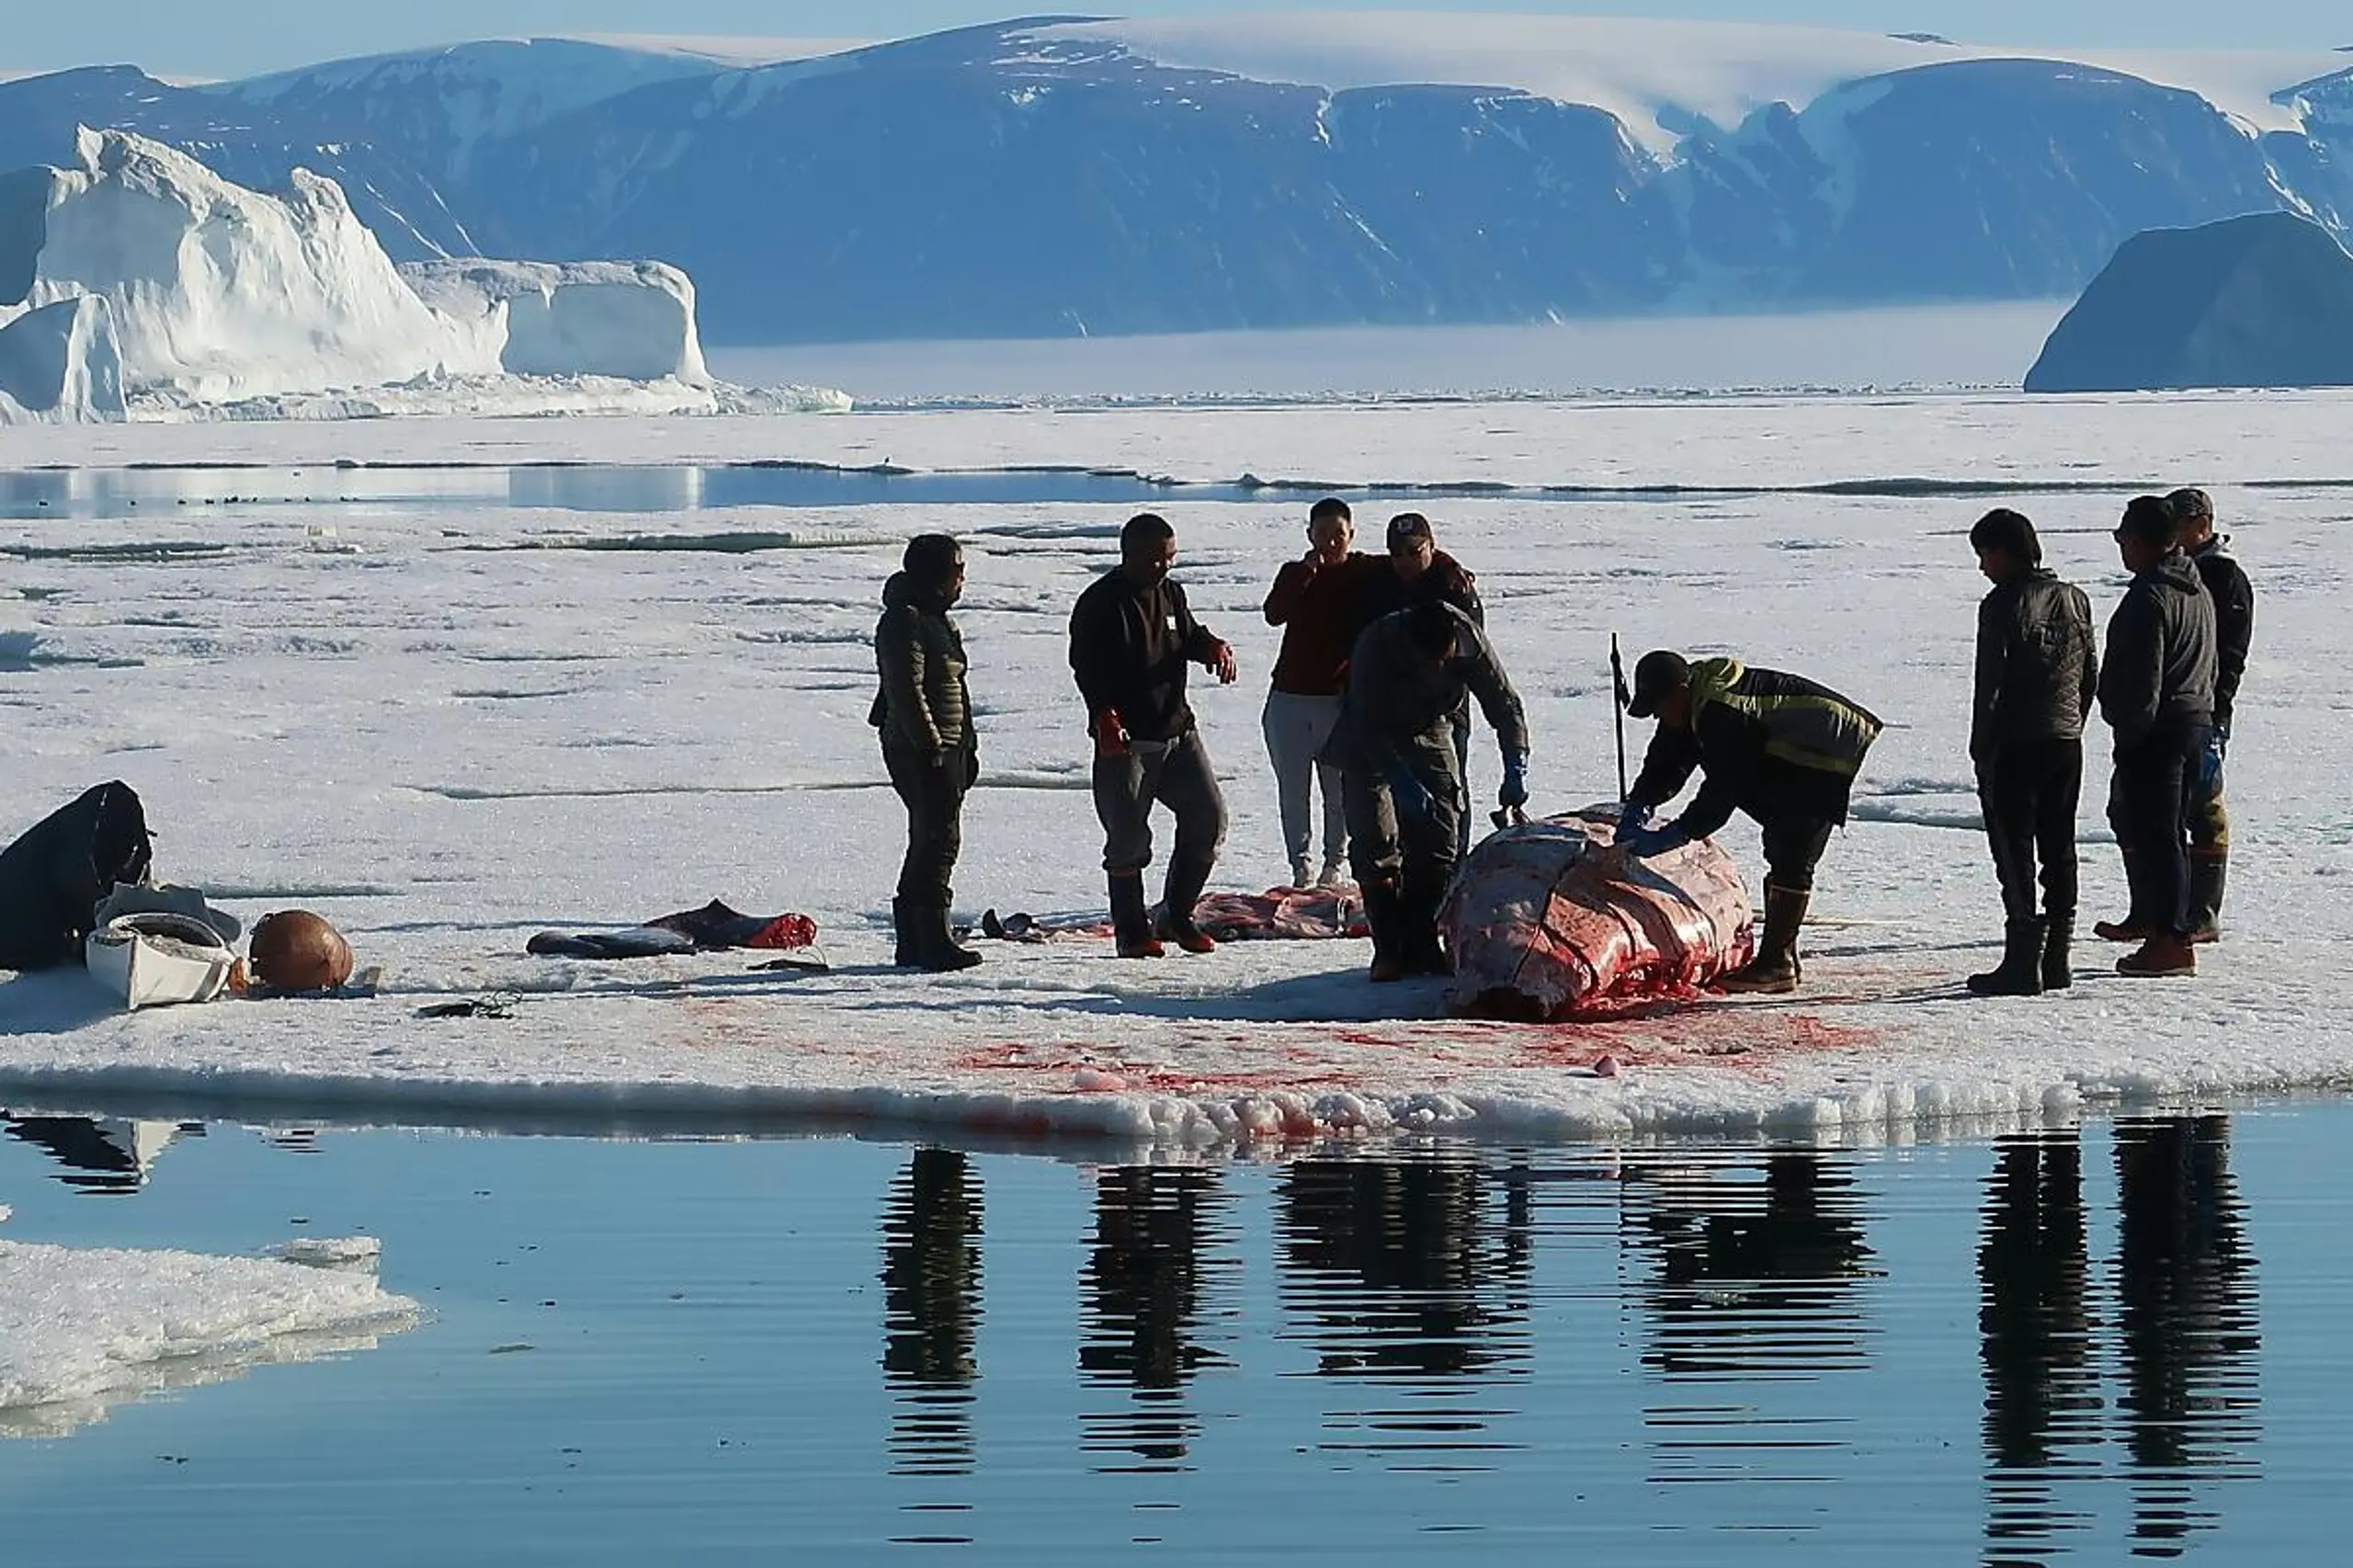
[0,1237,418,1437]
[1031,15,2353,156]
[401,259,711,385]
[0,295,121,424]
[0,392,2347,1152]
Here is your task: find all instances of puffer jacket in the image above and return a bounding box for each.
[1630,658,1882,835]
[2098,550,2217,748]
[870,572,976,762]
[1971,569,2099,760]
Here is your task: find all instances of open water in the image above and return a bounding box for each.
[0,1106,2340,1565]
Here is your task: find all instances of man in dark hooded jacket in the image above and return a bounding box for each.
[1617,652,1882,994]
[1358,512,1485,856]
[871,534,982,971]
[2167,487,2254,942]
[1328,599,1530,982]
[2095,494,2218,978]
[1964,508,2099,996]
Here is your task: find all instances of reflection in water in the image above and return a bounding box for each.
[1631,1152,1876,1492]
[1079,1167,1233,1473]
[2114,1116,2260,1559]
[880,1148,983,1482]
[1277,1156,1535,1467]
[3,1115,195,1192]
[1979,1132,2097,1565]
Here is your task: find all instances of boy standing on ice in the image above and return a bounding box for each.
[872,534,983,971]
[1963,508,2099,996]
[2167,488,2254,944]
[1261,497,1385,890]
[2094,495,2218,977]
[1329,599,1530,983]
[1614,651,1883,995]
[1070,513,1239,959]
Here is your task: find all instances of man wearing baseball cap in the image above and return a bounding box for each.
[1615,650,1883,994]
[1358,512,1485,855]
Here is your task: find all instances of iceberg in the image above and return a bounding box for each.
[0,295,122,423]
[400,258,711,384]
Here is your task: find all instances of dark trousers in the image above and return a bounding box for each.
[2109,726,2209,938]
[1759,814,1836,893]
[1345,731,1464,892]
[1977,738,2084,922]
[885,744,968,908]
[1093,728,1228,886]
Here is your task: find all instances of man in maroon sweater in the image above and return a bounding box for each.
[1261,497,1386,888]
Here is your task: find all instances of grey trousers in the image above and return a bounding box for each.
[1262,690,1347,869]
[1094,728,1229,881]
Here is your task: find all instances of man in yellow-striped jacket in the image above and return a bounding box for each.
[1615,652,1883,994]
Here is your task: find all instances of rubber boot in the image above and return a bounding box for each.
[1720,883,1808,995]
[913,904,982,972]
[892,897,918,969]
[2041,916,2075,992]
[2186,856,2227,945]
[1158,855,1218,954]
[1967,917,2046,997]
[1109,872,1164,960]
[1400,863,1451,977]
[2117,931,2197,978]
[1361,878,1408,983]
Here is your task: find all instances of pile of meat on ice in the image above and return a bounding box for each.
[1443,809,1755,1020]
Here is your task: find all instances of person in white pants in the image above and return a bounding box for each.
[1261,498,1384,888]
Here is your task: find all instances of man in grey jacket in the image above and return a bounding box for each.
[1327,600,1530,983]
[2095,495,2218,977]
[1965,508,2099,995]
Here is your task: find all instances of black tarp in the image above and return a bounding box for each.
[0,780,153,971]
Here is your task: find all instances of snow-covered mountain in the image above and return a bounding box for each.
[6,15,2353,343]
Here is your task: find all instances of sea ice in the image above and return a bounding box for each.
[0,1236,419,1437]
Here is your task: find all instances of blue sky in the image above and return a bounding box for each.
[13,2,2349,79]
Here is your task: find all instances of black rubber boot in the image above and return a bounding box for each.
[2041,916,2075,992]
[1109,873,1163,959]
[892,897,918,968]
[912,904,982,972]
[1159,855,1218,954]
[1967,917,2046,996]
[1400,864,1452,976]
[2186,857,2227,945]
[1361,878,1407,983]
[1721,883,1809,995]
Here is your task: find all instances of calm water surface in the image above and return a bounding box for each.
[0,1106,2343,1565]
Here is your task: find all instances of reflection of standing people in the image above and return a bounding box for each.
[2094,496,2217,977]
[1978,1134,2096,1560]
[1359,513,1484,855]
[1069,513,1238,959]
[1964,509,2098,995]
[1262,497,1383,889]
[872,534,982,971]
[2113,1116,2260,1555]
[880,1148,983,1476]
[1330,602,1529,982]
[1079,1167,1228,1471]
[2167,489,2254,944]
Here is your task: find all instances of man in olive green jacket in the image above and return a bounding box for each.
[1617,651,1883,994]
[871,534,982,971]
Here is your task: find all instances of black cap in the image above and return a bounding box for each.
[1626,650,1689,719]
[2114,494,2177,547]
[1386,511,1434,547]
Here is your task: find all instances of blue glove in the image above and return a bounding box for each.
[1618,822,1690,859]
[1616,801,1654,836]
[1499,753,1529,810]
[2196,731,2226,793]
[1385,764,1438,824]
